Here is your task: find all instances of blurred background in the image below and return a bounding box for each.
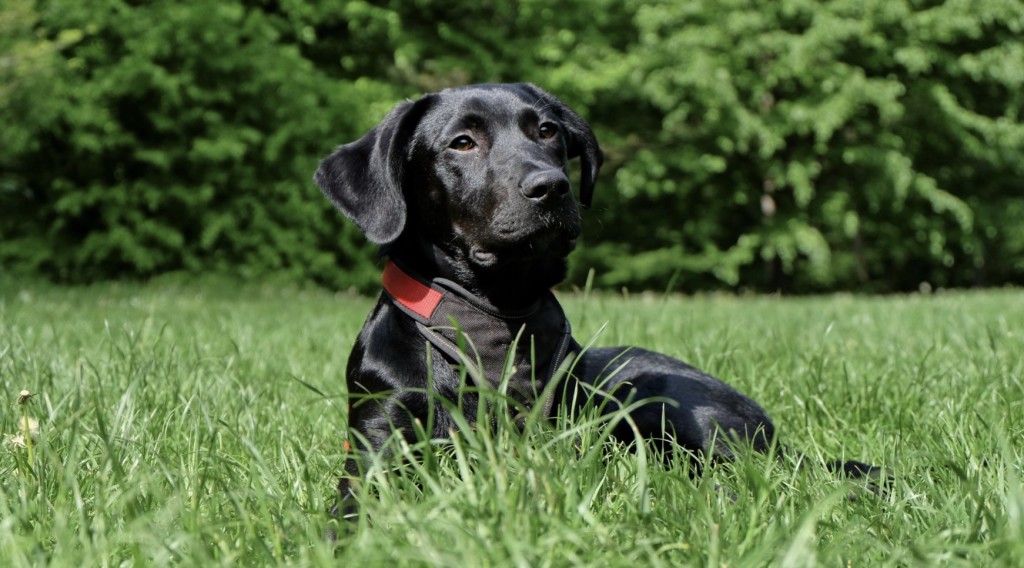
[2,0,1022,294]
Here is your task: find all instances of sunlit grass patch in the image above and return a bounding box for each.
[1,282,1022,565]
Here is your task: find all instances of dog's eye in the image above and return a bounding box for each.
[450,136,476,151]
[538,122,559,139]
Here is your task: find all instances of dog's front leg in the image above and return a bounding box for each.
[333,352,474,525]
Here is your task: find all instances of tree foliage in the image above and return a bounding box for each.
[2,0,1022,292]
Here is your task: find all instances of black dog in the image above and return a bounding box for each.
[315,83,874,515]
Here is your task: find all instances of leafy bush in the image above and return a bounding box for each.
[0,0,388,290]
[566,0,1024,292]
[2,0,1022,293]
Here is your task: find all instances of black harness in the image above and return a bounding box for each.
[381,261,577,412]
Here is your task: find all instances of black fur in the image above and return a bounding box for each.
[314,83,876,516]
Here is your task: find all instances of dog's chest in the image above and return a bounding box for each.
[379,261,576,409]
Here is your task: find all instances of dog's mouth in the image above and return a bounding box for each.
[461,205,581,269]
[469,232,579,269]
[469,239,578,269]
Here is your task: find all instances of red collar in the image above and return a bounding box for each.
[381,261,443,319]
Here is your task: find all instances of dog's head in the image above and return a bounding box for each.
[314,83,602,300]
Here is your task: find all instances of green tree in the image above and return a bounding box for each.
[0,0,390,289]
[572,0,1024,292]
[2,0,1022,293]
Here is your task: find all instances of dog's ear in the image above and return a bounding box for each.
[314,95,436,245]
[515,83,604,208]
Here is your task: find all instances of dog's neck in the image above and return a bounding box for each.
[385,241,568,311]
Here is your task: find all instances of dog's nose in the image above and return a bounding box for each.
[519,170,571,203]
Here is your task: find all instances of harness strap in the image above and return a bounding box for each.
[380,260,575,413]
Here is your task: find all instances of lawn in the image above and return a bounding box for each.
[1,278,1022,566]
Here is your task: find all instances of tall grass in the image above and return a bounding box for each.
[1,280,1022,566]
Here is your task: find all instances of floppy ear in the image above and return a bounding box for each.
[515,83,604,208]
[314,95,436,245]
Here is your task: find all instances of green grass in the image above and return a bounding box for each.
[1,279,1022,566]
